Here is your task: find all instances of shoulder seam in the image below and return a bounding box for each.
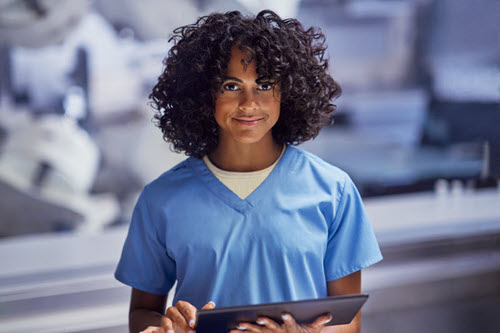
[141,185,165,248]
[339,172,348,205]
[330,172,349,230]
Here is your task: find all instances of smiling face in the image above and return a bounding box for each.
[214,46,281,147]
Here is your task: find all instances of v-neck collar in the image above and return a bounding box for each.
[188,144,294,214]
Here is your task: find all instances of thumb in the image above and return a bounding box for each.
[309,314,333,331]
[201,301,216,310]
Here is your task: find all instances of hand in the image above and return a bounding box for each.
[139,300,215,333]
[163,300,216,333]
[230,313,332,333]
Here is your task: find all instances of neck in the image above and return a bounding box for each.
[207,136,283,172]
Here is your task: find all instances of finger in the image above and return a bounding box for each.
[193,301,215,330]
[166,305,190,332]
[256,316,280,330]
[282,313,298,331]
[160,315,175,333]
[140,326,166,333]
[201,301,216,310]
[309,314,333,330]
[236,322,263,332]
[175,300,198,329]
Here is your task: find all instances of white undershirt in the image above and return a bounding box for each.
[202,144,286,199]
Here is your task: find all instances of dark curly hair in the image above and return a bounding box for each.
[150,10,341,158]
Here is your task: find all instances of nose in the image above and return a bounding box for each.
[238,89,258,112]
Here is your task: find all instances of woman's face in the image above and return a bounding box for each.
[214,46,280,146]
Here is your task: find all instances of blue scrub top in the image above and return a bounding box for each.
[115,145,382,309]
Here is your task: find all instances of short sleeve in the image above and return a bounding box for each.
[114,186,176,295]
[324,174,383,281]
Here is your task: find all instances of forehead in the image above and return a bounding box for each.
[226,46,257,75]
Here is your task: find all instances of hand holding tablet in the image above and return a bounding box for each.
[229,311,333,333]
[196,294,368,333]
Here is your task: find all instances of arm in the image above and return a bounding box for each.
[129,287,168,333]
[321,270,362,333]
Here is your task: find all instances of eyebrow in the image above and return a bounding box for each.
[223,76,273,84]
[223,76,243,83]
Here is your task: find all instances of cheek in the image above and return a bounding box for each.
[264,99,281,121]
[215,94,236,110]
[214,98,234,125]
[261,92,280,106]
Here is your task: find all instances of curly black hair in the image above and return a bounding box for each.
[150,10,341,158]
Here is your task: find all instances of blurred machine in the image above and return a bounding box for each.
[298,0,432,156]
[297,0,498,197]
[0,0,89,48]
[94,0,301,39]
[0,105,119,236]
[0,0,120,236]
[0,0,310,238]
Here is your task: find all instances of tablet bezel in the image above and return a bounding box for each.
[196,293,368,333]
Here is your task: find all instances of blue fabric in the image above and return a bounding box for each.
[115,145,382,309]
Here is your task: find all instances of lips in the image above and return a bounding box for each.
[234,117,264,126]
[235,118,263,122]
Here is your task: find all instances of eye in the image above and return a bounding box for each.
[223,83,239,91]
[258,83,273,91]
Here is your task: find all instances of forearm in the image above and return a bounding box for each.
[321,324,360,333]
[129,308,164,333]
[321,324,361,333]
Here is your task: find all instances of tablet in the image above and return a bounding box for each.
[196,294,368,333]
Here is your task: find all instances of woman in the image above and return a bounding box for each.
[115,10,382,333]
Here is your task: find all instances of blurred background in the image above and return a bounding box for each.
[0,0,498,332]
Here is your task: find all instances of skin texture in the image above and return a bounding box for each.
[161,301,215,332]
[128,288,166,332]
[208,46,283,172]
[214,46,281,146]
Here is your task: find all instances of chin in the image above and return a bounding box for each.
[235,137,264,145]
[233,134,267,145]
